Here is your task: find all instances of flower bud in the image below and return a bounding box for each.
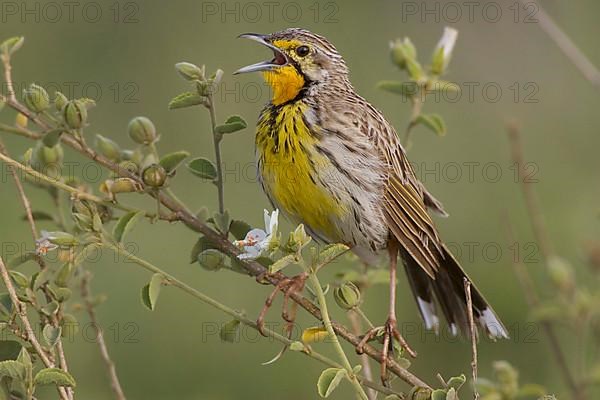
[548,256,575,295]
[63,100,87,129]
[390,38,416,70]
[31,142,63,179]
[334,281,361,310]
[42,231,79,247]
[54,91,67,111]
[128,116,157,145]
[142,164,167,188]
[431,27,458,76]
[95,134,121,162]
[23,84,50,113]
[100,178,143,200]
[175,62,205,81]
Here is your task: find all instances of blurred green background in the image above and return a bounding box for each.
[1,0,599,398]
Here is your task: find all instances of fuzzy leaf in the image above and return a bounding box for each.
[42,129,64,147]
[214,115,247,134]
[431,389,447,400]
[219,319,240,343]
[42,325,62,347]
[0,341,21,361]
[141,274,163,311]
[113,211,144,243]
[229,220,252,240]
[317,368,347,398]
[269,254,296,274]
[9,271,29,288]
[301,326,330,343]
[0,37,25,56]
[168,92,206,109]
[447,374,466,391]
[33,368,76,387]
[190,236,218,264]
[377,81,419,97]
[159,151,190,173]
[186,157,217,180]
[197,249,226,271]
[0,360,25,380]
[316,244,349,266]
[416,114,446,136]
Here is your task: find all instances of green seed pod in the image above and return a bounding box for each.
[63,100,88,129]
[22,84,46,113]
[333,281,361,310]
[31,142,64,179]
[23,84,50,113]
[175,62,204,81]
[128,116,157,145]
[142,164,167,188]
[95,134,121,162]
[54,91,67,111]
[117,160,139,176]
[100,178,143,195]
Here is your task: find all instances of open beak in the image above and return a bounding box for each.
[233,33,288,74]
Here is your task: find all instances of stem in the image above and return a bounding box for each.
[302,262,368,400]
[464,279,479,400]
[102,240,397,397]
[81,272,127,400]
[403,93,424,148]
[0,257,70,400]
[207,96,225,215]
[354,307,375,330]
[348,310,377,400]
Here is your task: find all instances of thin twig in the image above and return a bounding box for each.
[0,257,70,400]
[463,278,478,400]
[520,0,600,89]
[80,272,126,400]
[207,95,225,215]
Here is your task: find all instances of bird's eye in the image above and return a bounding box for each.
[295,45,310,57]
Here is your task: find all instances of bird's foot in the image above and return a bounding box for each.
[256,272,308,338]
[356,317,417,385]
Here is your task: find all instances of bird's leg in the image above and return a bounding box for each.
[256,272,308,338]
[355,242,417,385]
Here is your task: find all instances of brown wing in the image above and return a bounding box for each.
[360,103,444,278]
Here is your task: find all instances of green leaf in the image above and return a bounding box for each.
[141,274,163,311]
[316,244,349,266]
[214,115,247,134]
[447,374,466,391]
[377,81,419,98]
[190,236,218,263]
[159,151,190,173]
[0,37,25,56]
[113,211,144,243]
[42,325,62,347]
[269,254,296,274]
[54,262,74,288]
[317,368,347,398]
[197,249,226,271]
[416,114,446,136]
[186,157,217,180]
[229,220,251,240]
[0,294,12,318]
[41,301,59,316]
[175,62,204,81]
[42,129,64,147]
[219,319,240,343]
[33,368,76,387]
[168,92,206,109]
[0,360,25,380]
[7,253,36,269]
[431,389,447,400]
[517,384,546,397]
[213,210,231,234]
[9,271,29,288]
[0,341,21,361]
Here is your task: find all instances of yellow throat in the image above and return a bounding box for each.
[262,65,305,106]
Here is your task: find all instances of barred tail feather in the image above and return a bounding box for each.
[401,244,509,340]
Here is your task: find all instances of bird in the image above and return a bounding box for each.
[234,27,508,378]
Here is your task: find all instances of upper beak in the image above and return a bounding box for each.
[234,33,288,75]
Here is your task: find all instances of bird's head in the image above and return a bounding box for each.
[234,28,348,105]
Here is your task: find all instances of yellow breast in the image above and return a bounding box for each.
[257,102,347,239]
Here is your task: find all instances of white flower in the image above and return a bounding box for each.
[233,209,279,260]
[35,230,59,256]
[432,27,458,75]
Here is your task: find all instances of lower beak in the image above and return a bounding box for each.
[234,33,288,75]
